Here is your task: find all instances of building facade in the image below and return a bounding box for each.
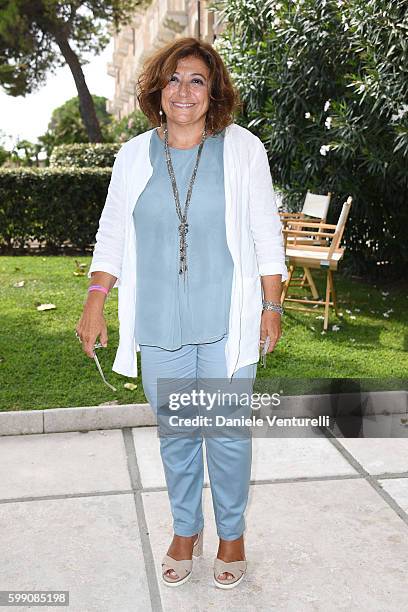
[107,0,225,119]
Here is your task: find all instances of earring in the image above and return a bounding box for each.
[159,107,163,127]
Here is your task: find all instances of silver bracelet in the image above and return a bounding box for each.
[262,300,284,315]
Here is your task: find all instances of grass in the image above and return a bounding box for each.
[0,255,407,411]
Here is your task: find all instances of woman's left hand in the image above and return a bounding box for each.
[260,310,282,353]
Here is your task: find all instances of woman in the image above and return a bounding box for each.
[76,37,288,589]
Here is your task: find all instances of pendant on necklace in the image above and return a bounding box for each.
[178,221,189,275]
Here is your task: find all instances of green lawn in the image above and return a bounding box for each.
[0,255,407,411]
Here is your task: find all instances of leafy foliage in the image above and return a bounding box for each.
[7,140,44,167]
[0,166,111,250]
[0,145,8,166]
[214,0,408,278]
[49,142,121,167]
[0,130,10,166]
[39,95,113,157]
[108,109,150,143]
[44,106,149,166]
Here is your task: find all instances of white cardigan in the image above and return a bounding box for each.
[88,123,288,380]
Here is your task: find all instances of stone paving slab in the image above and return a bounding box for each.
[358,413,408,438]
[0,409,43,436]
[378,478,408,512]
[0,404,156,436]
[251,437,358,481]
[0,430,131,500]
[0,493,150,612]
[142,479,408,612]
[336,438,408,475]
[44,404,156,433]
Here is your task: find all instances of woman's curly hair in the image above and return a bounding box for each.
[136,37,242,134]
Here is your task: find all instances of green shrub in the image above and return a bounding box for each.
[215,0,408,279]
[0,167,111,250]
[49,143,121,168]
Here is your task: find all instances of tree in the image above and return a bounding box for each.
[0,145,8,166]
[214,0,408,278]
[108,108,150,143]
[39,95,113,158]
[0,130,9,166]
[0,0,142,142]
[11,139,43,166]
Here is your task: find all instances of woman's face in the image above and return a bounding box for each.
[161,55,211,128]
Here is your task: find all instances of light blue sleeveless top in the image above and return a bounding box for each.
[133,127,233,349]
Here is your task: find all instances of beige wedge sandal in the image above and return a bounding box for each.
[213,558,247,589]
[161,529,204,587]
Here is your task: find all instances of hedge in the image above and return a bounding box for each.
[0,167,111,251]
[49,143,121,168]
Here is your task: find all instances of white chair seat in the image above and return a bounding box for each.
[286,248,343,262]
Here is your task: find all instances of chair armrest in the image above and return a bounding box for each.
[284,220,336,229]
[279,212,305,219]
[283,229,334,238]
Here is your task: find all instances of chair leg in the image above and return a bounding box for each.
[329,270,338,315]
[281,265,294,304]
[303,267,319,300]
[323,270,331,331]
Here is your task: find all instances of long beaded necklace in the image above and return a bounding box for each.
[163,122,207,283]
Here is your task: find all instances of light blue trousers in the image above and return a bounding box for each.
[140,334,257,540]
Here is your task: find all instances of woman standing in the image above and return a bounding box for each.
[76,37,288,589]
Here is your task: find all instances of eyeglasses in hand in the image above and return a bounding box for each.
[76,333,117,392]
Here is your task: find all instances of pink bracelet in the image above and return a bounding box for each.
[88,284,109,296]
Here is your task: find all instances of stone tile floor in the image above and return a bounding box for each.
[0,422,407,611]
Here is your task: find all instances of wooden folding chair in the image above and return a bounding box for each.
[280,191,331,228]
[280,192,331,294]
[281,196,353,330]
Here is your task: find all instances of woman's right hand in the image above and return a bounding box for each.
[76,302,108,358]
